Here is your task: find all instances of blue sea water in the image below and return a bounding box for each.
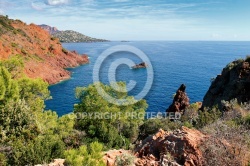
[45,41,250,116]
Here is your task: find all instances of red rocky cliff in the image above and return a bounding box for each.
[0,16,89,84]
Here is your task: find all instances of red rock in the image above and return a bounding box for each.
[0,17,89,84]
[166,84,190,114]
[134,127,206,166]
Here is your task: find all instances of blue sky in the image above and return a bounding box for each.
[1,0,250,40]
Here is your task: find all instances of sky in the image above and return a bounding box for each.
[0,0,250,41]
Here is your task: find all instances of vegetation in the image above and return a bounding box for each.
[200,102,250,165]
[74,82,148,149]
[115,153,135,166]
[0,57,73,165]
[0,54,250,165]
[138,118,181,139]
[64,142,105,166]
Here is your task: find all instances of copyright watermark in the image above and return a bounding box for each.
[75,112,181,120]
[93,45,154,106]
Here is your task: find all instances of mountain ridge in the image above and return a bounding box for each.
[38,24,109,43]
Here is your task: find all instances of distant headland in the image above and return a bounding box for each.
[38,24,109,43]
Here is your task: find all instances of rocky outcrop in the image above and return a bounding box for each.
[166,84,190,114]
[0,15,89,84]
[102,127,206,166]
[134,127,206,166]
[24,51,88,84]
[203,57,250,108]
[132,62,148,69]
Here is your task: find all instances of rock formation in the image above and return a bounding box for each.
[102,127,206,166]
[134,127,206,166]
[132,62,148,69]
[0,15,89,84]
[166,84,190,114]
[203,57,250,108]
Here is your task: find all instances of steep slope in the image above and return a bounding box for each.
[39,24,109,43]
[203,56,250,108]
[0,15,89,84]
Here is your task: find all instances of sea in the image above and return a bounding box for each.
[45,41,250,116]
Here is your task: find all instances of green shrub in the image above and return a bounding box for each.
[11,43,18,47]
[64,142,105,166]
[8,135,65,165]
[0,153,7,166]
[0,67,19,105]
[0,55,24,79]
[115,153,135,166]
[21,48,27,55]
[195,106,222,128]
[138,118,181,140]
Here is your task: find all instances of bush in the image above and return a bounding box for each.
[64,142,105,166]
[0,99,38,143]
[115,153,135,166]
[194,106,222,128]
[21,48,27,55]
[138,118,181,140]
[201,119,250,166]
[8,135,65,165]
[0,153,7,166]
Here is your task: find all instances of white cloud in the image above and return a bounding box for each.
[31,1,45,10]
[45,0,69,6]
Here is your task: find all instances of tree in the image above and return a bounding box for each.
[0,67,19,106]
[64,142,105,166]
[17,77,50,111]
[8,135,65,165]
[74,82,148,149]
[0,55,24,79]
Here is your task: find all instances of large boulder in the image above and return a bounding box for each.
[134,127,206,166]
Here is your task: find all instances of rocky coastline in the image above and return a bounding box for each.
[0,16,89,84]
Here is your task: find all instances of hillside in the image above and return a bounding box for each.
[203,56,250,108]
[0,15,89,84]
[39,24,109,43]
